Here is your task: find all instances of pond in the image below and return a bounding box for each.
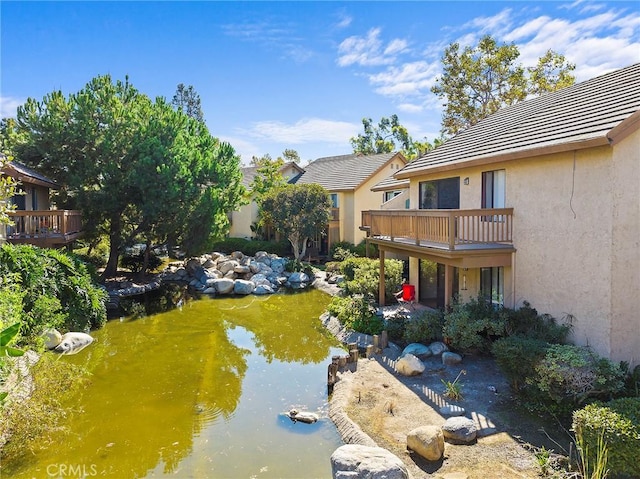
[8,289,346,478]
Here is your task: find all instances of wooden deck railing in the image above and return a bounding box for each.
[6,210,83,246]
[361,208,513,250]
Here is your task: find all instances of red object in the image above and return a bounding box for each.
[401,284,415,301]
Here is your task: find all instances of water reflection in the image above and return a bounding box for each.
[7,289,343,479]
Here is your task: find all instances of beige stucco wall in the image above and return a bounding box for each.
[380,190,408,210]
[406,135,640,364]
[609,128,640,365]
[350,158,406,244]
[229,201,258,239]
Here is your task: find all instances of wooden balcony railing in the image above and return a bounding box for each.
[361,208,514,250]
[5,210,83,247]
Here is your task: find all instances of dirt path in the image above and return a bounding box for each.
[333,350,544,479]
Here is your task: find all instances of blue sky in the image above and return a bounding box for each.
[1,1,639,165]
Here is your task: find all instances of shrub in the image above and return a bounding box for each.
[402,310,445,344]
[353,240,378,258]
[504,301,571,344]
[329,241,356,260]
[209,238,291,257]
[491,336,549,390]
[573,398,640,478]
[443,297,507,353]
[327,295,382,335]
[119,251,163,273]
[529,344,625,407]
[0,244,107,341]
[339,257,403,304]
[284,259,314,278]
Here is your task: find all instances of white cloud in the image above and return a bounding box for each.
[337,28,407,67]
[0,96,24,119]
[334,12,352,29]
[464,8,513,37]
[244,118,360,145]
[369,61,440,97]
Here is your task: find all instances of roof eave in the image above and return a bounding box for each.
[395,137,611,179]
[608,110,640,145]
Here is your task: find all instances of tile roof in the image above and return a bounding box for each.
[398,63,640,178]
[240,161,303,188]
[295,152,403,191]
[371,175,409,192]
[0,154,58,188]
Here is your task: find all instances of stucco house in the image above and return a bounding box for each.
[0,155,83,248]
[295,152,407,253]
[228,161,304,240]
[362,63,640,365]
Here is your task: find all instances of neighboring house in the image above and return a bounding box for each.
[362,63,640,365]
[228,161,304,240]
[295,152,407,253]
[0,155,83,248]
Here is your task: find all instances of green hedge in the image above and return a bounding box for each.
[338,257,403,303]
[209,238,291,257]
[573,397,640,477]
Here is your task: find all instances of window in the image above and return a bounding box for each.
[482,170,505,221]
[383,190,402,202]
[480,267,504,306]
[330,193,339,208]
[482,170,505,209]
[419,177,460,209]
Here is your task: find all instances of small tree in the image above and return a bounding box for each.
[259,184,331,260]
[350,114,440,160]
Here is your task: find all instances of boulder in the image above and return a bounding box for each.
[330,444,409,479]
[185,258,202,276]
[213,278,235,294]
[429,341,449,356]
[288,271,310,283]
[442,352,463,365]
[218,260,239,275]
[53,332,94,355]
[254,284,275,295]
[271,258,286,273]
[203,287,216,295]
[401,343,432,359]
[442,416,477,444]
[42,329,63,349]
[234,279,255,295]
[234,265,251,274]
[395,354,425,376]
[407,425,445,461]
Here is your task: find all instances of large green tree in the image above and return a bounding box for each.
[8,75,244,277]
[431,35,575,136]
[350,114,440,160]
[259,183,331,260]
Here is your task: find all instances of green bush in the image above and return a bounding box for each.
[573,398,640,477]
[504,301,571,343]
[443,297,507,353]
[529,344,625,406]
[119,251,163,273]
[353,239,378,258]
[491,336,550,390]
[0,244,107,343]
[329,241,356,260]
[210,238,291,257]
[327,295,382,335]
[403,310,445,344]
[339,257,403,304]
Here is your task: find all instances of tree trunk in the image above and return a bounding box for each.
[102,217,122,279]
[137,238,152,280]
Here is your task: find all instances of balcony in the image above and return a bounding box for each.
[361,208,515,267]
[5,210,83,248]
